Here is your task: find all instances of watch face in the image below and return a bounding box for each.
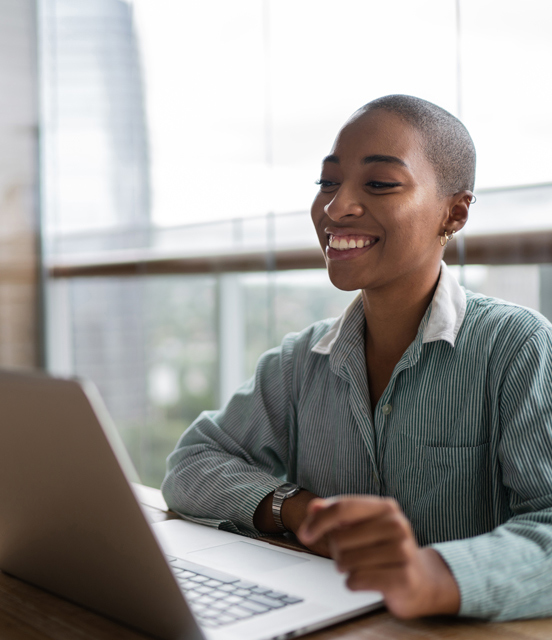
[278,482,300,497]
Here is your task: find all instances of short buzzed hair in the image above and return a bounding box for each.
[359,95,476,196]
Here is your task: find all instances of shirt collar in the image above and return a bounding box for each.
[421,261,467,346]
[311,261,467,356]
[311,293,363,356]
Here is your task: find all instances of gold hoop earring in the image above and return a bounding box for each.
[440,229,456,246]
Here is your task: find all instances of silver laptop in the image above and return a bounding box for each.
[0,370,382,640]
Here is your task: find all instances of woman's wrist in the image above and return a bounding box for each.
[417,548,461,616]
[253,489,318,534]
[281,490,319,534]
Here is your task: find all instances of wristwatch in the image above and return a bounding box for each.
[272,482,301,532]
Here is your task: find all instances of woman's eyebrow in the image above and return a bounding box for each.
[322,155,340,164]
[322,154,408,167]
[363,154,408,167]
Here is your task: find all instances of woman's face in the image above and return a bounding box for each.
[311,109,453,294]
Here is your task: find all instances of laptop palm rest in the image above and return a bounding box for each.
[188,541,310,573]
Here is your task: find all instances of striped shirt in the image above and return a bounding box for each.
[162,262,552,621]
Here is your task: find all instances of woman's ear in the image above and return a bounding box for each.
[445,190,474,233]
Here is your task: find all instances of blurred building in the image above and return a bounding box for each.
[41,0,151,422]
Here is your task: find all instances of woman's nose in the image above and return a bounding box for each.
[323,187,364,220]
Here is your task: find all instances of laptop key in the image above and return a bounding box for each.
[204,579,223,587]
[196,609,220,620]
[175,569,195,578]
[234,579,257,589]
[200,620,220,628]
[248,594,287,609]
[226,605,255,620]
[250,585,272,595]
[178,582,196,591]
[281,595,303,604]
[265,590,288,599]
[239,600,271,614]
[216,613,237,624]
[195,585,215,594]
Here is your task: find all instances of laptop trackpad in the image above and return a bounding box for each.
[188,541,309,573]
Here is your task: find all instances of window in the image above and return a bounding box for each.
[39,0,552,485]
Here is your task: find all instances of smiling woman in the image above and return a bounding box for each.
[309,100,473,410]
[163,94,552,622]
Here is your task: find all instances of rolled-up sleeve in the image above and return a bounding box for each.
[432,326,552,620]
[161,337,297,537]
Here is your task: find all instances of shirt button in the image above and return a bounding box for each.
[381,403,392,415]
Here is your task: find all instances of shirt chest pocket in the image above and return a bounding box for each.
[407,442,493,544]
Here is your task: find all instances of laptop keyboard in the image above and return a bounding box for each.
[167,555,303,628]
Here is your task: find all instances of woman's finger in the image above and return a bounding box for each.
[299,495,400,544]
[332,537,415,573]
[327,509,411,554]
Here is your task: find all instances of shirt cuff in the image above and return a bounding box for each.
[231,478,284,536]
[430,537,498,619]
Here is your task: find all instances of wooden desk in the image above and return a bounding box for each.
[1,485,550,640]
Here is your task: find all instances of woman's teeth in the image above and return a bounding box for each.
[329,236,376,250]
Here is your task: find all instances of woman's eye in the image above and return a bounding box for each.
[367,181,401,190]
[315,178,338,191]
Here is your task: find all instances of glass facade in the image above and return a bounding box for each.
[38,0,552,485]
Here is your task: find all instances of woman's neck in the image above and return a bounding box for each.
[361,265,441,359]
[361,265,441,411]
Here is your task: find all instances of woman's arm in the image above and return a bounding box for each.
[430,325,552,620]
[162,342,294,536]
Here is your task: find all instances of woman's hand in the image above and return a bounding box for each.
[297,495,461,619]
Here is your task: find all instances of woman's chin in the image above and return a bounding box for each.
[326,267,369,293]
